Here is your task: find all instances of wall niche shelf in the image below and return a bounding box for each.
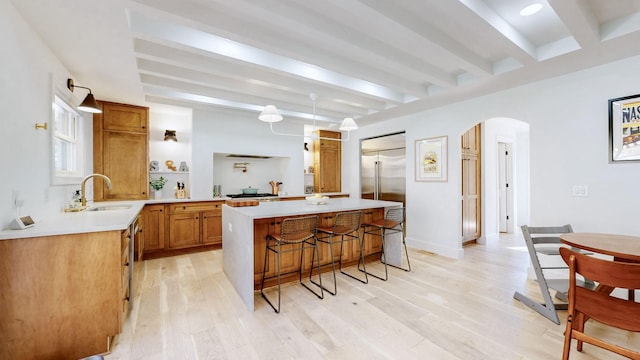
[151,171,189,174]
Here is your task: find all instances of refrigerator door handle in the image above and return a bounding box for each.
[374,160,380,200]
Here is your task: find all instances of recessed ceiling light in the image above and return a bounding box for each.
[520,3,543,16]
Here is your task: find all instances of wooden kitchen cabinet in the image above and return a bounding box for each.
[142,204,165,252]
[313,130,341,193]
[143,201,224,258]
[120,227,131,328]
[202,208,223,245]
[93,101,149,201]
[0,231,127,359]
[361,208,384,255]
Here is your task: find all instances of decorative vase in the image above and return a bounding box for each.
[154,189,162,200]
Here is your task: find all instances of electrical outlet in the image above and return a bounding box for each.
[572,185,589,197]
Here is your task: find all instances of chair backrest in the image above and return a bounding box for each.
[279,215,318,244]
[521,224,573,257]
[383,207,405,229]
[560,247,640,332]
[332,210,362,235]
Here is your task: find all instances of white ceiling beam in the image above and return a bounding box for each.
[138,70,370,118]
[128,10,408,104]
[358,0,492,77]
[456,0,538,62]
[133,39,388,112]
[547,0,599,48]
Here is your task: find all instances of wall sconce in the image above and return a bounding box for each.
[66,78,102,113]
[164,130,178,142]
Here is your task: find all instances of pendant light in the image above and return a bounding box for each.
[258,94,358,141]
[66,78,102,113]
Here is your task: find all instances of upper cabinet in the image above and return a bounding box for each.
[102,102,148,133]
[313,130,341,193]
[94,101,149,201]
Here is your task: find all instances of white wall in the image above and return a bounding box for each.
[343,55,640,259]
[191,109,306,199]
[0,0,91,227]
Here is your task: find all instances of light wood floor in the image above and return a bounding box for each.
[106,234,638,359]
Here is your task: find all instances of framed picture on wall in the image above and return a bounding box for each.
[609,93,640,163]
[415,136,448,181]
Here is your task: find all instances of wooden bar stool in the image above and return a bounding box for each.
[361,207,411,281]
[260,215,324,313]
[311,210,366,295]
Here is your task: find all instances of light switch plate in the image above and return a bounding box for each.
[572,185,589,197]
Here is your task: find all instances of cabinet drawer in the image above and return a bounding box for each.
[169,202,222,213]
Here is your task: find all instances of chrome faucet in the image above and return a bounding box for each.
[81,173,112,207]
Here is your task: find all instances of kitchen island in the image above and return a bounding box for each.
[222,198,403,311]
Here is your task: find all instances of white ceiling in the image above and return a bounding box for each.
[11,0,640,128]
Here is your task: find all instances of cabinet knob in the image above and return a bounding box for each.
[142,192,146,195]
[160,209,163,212]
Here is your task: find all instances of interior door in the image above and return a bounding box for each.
[498,142,513,233]
[462,124,481,243]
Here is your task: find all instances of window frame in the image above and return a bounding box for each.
[51,94,86,185]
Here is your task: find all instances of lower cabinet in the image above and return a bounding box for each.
[142,204,165,252]
[120,227,131,329]
[0,230,127,359]
[143,201,223,258]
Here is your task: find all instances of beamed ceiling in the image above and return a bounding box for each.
[11,0,640,128]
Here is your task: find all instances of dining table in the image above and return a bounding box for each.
[560,233,640,262]
[560,232,640,301]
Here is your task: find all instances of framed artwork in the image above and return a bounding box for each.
[609,93,640,163]
[415,136,448,181]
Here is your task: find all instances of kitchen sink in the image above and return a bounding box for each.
[88,205,132,211]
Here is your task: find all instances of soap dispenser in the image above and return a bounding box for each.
[71,190,81,208]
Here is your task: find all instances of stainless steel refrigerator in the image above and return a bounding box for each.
[361,132,406,205]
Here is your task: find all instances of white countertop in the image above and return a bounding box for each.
[0,201,146,240]
[0,194,349,240]
[223,198,402,219]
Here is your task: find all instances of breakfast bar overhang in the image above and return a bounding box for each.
[222,198,403,311]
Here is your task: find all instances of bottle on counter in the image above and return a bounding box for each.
[71,190,81,208]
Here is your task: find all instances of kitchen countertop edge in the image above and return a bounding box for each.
[0,194,350,240]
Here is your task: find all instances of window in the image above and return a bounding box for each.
[52,95,85,184]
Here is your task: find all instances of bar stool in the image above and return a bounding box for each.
[260,215,324,313]
[361,207,411,281]
[312,210,366,295]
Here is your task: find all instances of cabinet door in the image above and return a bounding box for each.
[143,204,165,252]
[313,130,342,193]
[102,131,148,200]
[202,209,222,245]
[135,213,144,261]
[168,213,200,249]
[362,208,384,256]
[120,228,131,330]
[102,102,148,133]
[316,213,339,265]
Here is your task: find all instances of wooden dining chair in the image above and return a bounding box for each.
[559,247,640,360]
